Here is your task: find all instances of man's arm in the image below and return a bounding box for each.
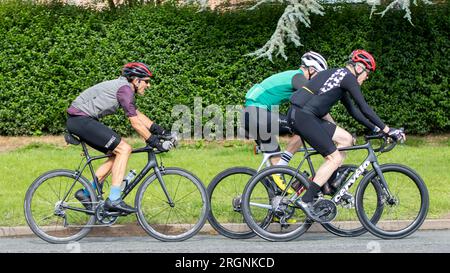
[342,76,388,132]
[129,115,151,141]
[136,110,168,136]
[341,93,379,132]
[136,110,154,129]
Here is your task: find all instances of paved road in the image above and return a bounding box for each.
[1,230,449,253]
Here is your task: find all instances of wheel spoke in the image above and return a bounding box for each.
[137,169,206,241]
[357,166,428,239]
[25,171,94,243]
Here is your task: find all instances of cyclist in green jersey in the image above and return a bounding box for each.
[242,51,330,192]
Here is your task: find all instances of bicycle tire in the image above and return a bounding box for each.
[321,164,384,237]
[355,164,429,239]
[24,169,97,244]
[207,167,259,239]
[135,167,209,242]
[241,166,313,242]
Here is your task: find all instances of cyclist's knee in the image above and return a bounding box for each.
[114,141,132,156]
[333,127,353,147]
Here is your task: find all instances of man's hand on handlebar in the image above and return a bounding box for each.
[387,127,406,142]
[145,134,168,152]
[150,123,168,136]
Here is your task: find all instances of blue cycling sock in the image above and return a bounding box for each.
[109,186,122,201]
[83,181,97,197]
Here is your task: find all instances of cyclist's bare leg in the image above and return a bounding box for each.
[285,134,302,155]
[94,156,115,184]
[310,126,352,186]
[110,140,132,187]
[332,126,353,164]
[272,135,302,165]
[312,150,343,187]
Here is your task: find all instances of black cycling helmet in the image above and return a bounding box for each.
[122,62,153,80]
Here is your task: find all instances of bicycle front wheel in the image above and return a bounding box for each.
[321,164,383,237]
[356,164,429,239]
[24,169,97,244]
[135,167,208,242]
[207,167,257,239]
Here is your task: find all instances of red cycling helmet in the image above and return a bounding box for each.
[349,50,376,72]
[122,62,153,79]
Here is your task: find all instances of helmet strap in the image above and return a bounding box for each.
[131,78,139,93]
[307,67,317,80]
[350,63,365,78]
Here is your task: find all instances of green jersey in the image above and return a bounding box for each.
[245,70,306,110]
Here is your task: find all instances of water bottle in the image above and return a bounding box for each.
[331,168,351,189]
[121,170,136,191]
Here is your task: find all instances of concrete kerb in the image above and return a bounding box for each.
[1,219,450,238]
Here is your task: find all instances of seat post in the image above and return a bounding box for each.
[80,142,91,160]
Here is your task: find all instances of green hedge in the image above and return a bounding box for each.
[0,2,448,136]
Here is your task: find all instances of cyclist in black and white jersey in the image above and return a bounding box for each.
[288,50,405,221]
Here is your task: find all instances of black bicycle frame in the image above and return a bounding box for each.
[61,141,174,211]
[288,137,394,203]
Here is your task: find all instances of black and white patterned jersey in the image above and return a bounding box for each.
[290,68,386,131]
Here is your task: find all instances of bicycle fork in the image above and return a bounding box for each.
[371,162,397,206]
[154,167,175,207]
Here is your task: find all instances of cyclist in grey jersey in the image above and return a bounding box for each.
[66,62,170,214]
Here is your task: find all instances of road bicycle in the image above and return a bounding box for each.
[24,133,209,244]
[240,132,429,241]
[207,138,376,239]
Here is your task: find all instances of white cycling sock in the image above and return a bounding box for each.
[277,151,293,166]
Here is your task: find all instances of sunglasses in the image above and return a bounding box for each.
[356,63,370,74]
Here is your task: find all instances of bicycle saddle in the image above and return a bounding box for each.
[64,132,81,145]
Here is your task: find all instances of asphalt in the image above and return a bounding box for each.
[1,231,450,253]
[1,219,450,238]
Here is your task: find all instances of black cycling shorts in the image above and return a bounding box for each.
[242,106,292,153]
[287,106,337,157]
[66,115,121,154]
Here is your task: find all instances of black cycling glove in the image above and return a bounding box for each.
[149,123,167,136]
[145,135,167,152]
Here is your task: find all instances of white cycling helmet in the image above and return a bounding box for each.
[301,51,328,72]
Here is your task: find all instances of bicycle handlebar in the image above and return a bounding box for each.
[364,130,402,153]
[138,133,178,154]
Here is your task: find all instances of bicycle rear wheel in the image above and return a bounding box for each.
[356,164,429,239]
[241,166,312,242]
[24,169,96,244]
[207,167,257,239]
[135,167,208,242]
[321,165,383,237]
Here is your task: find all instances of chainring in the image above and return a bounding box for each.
[95,201,119,225]
[312,199,338,223]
